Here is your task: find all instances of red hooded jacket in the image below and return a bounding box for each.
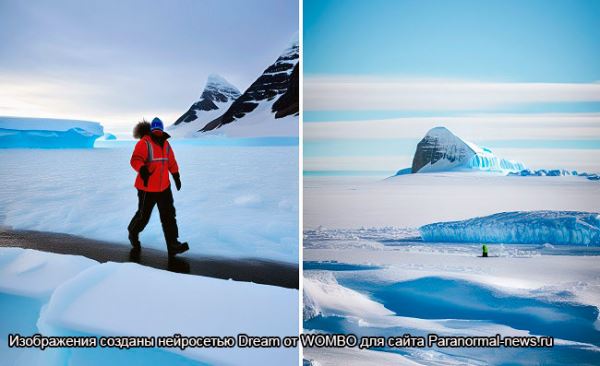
[130,134,179,192]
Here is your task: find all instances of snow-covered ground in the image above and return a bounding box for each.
[303,173,600,365]
[304,241,600,365]
[304,346,422,366]
[304,174,600,229]
[199,100,298,138]
[0,142,298,263]
[0,247,298,365]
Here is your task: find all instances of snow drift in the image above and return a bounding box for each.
[405,127,525,174]
[0,117,104,148]
[0,248,97,299]
[303,270,397,323]
[420,211,600,245]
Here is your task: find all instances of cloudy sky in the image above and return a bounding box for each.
[303,0,600,174]
[0,0,298,134]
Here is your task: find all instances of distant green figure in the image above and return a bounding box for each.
[482,244,488,257]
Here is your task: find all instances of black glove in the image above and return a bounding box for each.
[172,172,181,191]
[139,165,151,187]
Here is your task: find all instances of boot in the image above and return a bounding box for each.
[128,231,141,250]
[167,241,189,257]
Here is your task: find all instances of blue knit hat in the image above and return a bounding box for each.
[151,117,164,131]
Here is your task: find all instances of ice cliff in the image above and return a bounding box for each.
[420,211,600,245]
[0,116,103,148]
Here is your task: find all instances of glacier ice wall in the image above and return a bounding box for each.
[0,117,103,148]
[466,153,526,173]
[420,211,600,245]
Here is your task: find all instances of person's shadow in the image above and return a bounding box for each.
[128,248,142,262]
[128,248,190,274]
[167,256,190,274]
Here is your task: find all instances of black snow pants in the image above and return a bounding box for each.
[128,187,179,248]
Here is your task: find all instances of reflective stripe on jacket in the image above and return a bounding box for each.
[130,135,179,192]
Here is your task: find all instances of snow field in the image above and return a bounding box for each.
[304,174,600,229]
[304,247,600,309]
[302,246,600,365]
[0,144,298,263]
[196,100,298,138]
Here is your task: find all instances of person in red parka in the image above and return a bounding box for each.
[127,117,189,256]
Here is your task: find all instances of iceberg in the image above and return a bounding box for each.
[0,116,103,148]
[407,127,526,174]
[509,169,600,181]
[420,211,600,245]
[99,132,117,140]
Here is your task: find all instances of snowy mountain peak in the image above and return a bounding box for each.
[279,33,299,61]
[206,73,229,85]
[204,74,241,99]
[171,74,241,128]
[410,126,525,174]
[288,32,299,46]
[424,126,455,139]
[271,36,299,73]
[199,35,299,135]
[200,74,241,103]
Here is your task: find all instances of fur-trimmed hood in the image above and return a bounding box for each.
[133,120,171,140]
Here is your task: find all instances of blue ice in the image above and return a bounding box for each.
[420,211,600,245]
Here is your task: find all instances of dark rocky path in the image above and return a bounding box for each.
[0,229,298,289]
